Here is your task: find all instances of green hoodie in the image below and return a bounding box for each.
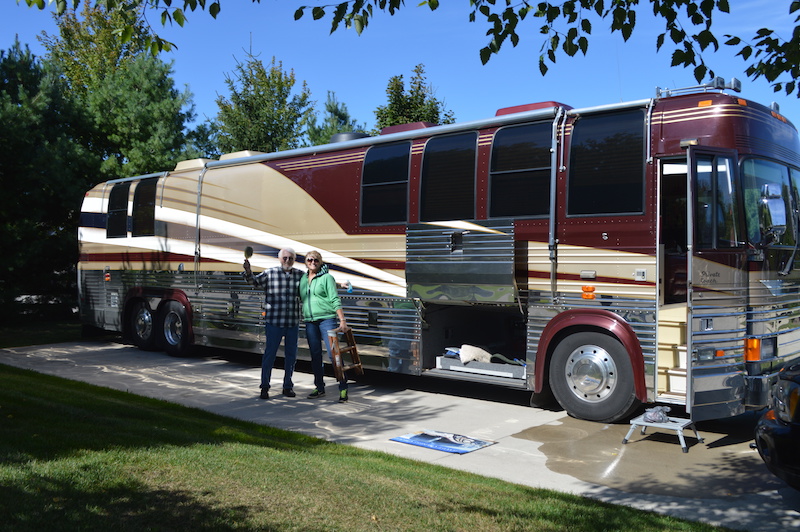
[299,263,341,322]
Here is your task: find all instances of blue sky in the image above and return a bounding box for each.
[3,1,798,131]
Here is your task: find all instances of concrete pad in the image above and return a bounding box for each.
[1,340,799,531]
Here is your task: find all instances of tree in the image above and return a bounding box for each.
[215,55,313,154]
[183,120,222,160]
[39,0,150,100]
[22,1,800,96]
[0,40,99,318]
[306,91,366,146]
[374,64,455,131]
[41,2,195,177]
[88,54,195,176]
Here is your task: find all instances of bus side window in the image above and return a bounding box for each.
[132,178,158,237]
[420,132,477,222]
[361,142,410,225]
[567,109,645,216]
[106,182,130,238]
[489,122,551,217]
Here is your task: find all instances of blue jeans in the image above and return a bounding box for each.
[305,317,347,392]
[261,323,299,390]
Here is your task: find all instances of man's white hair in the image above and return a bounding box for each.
[278,247,296,258]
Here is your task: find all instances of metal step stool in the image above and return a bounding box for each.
[622,414,704,453]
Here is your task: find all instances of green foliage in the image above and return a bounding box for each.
[215,55,313,153]
[374,64,455,131]
[0,40,99,314]
[27,2,796,96]
[88,55,195,176]
[39,0,150,99]
[183,119,222,160]
[42,2,195,178]
[306,91,367,146]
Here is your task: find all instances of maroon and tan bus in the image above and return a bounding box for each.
[79,77,800,422]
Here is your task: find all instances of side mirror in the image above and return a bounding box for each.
[760,183,787,244]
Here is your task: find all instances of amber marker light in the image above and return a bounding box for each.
[581,286,596,300]
[744,338,762,362]
[698,100,713,107]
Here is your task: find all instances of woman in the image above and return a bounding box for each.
[300,250,349,402]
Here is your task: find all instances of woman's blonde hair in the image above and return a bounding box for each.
[305,250,323,265]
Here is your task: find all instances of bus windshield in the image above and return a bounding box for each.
[741,158,797,248]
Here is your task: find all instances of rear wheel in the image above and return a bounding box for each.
[158,301,192,356]
[129,301,156,350]
[549,331,640,423]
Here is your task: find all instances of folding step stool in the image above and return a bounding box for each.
[328,328,364,382]
[622,414,704,453]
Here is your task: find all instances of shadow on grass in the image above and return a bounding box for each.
[0,365,329,464]
[0,481,251,532]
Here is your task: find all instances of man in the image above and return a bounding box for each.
[243,247,304,399]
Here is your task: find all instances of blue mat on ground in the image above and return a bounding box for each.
[390,430,496,454]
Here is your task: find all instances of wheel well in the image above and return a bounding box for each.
[535,313,647,402]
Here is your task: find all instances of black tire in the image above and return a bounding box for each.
[529,383,557,409]
[549,331,640,423]
[129,301,157,350]
[157,301,192,356]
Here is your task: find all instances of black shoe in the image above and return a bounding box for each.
[282,388,296,397]
[307,388,325,398]
[339,390,348,403]
[259,389,270,400]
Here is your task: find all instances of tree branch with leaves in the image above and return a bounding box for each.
[22,0,800,96]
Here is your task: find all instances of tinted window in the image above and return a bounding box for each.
[106,182,130,238]
[567,110,645,215]
[361,142,410,224]
[696,155,740,249]
[421,132,476,221]
[490,122,551,217]
[743,158,795,247]
[132,178,158,237]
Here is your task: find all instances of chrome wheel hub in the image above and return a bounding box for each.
[563,344,618,403]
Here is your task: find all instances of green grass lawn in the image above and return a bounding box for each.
[0,320,79,347]
[0,322,730,530]
[0,364,730,532]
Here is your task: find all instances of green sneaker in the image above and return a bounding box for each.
[339,390,348,403]
[307,388,325,399]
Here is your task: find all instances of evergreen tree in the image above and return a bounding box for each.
[215,55,313,154]
[374,64,454,131]
[306,91,367,146]
[41,2,194,177]
[0,40,99,317]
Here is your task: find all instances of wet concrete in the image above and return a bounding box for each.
[514,414,784,498]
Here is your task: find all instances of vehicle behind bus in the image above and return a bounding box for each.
[78,78,800,423]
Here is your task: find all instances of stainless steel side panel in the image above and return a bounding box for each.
[406,219,516,303]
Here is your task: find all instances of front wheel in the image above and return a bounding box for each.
[157,301,192,357]
[549,332,640,423]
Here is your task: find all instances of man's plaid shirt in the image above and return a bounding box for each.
[246,266,304,328]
